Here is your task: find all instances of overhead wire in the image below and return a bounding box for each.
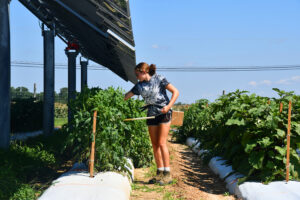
[10,61,300,72]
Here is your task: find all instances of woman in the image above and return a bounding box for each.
[124,62,179,185]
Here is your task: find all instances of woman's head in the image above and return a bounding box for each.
[135,62,156,81]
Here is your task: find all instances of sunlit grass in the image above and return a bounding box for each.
[54,117,67,127]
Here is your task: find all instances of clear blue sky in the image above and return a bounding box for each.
[10,0,300,103]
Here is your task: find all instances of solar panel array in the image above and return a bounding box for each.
[19,0,137,83]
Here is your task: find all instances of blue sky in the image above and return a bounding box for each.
[10,0,300,103]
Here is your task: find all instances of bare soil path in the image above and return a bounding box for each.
[130,134,237,200]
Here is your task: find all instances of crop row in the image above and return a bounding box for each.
[61,87,153,174]
[175,88,300,183]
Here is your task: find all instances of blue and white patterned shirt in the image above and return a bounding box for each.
[131,74,171,116]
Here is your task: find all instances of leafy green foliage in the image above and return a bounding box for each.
[177,89,300,183]
[11,98,43,133]
[0,130,71,200]
[54,103,68,118]
[173,99,209,143]
[62,87,153,173]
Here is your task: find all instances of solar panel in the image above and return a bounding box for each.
[19,0,137,83]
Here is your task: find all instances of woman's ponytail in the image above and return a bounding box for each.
[149,64,156,76]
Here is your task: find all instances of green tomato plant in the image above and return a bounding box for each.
[62,87,153,174]
[178,89,300,183]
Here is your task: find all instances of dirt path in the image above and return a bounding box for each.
[130,134,237,200]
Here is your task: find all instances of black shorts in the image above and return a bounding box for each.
[146,111,172,126]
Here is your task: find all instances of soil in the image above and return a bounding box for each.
[130,133,237,200]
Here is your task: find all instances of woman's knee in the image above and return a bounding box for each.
[152,142,160,151]
[158,142,167,149]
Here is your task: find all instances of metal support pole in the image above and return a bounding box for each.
[43,27,55,136]
[65,49,78,124]
[80,57,88,91]
[0,0,10,149]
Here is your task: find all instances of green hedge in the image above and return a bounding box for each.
[62,87,153,173]
[11,98,43,133]
[177,89,300,183]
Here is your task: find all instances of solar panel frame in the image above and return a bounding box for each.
[18,0,137,83]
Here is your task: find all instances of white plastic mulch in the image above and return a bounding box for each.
[186,137,300,200]
[39,161,134,200]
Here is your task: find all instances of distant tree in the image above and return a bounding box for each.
[13,87,32,99]
[10,87,16,97]
[36,92,44,101]
[58,87,68,103]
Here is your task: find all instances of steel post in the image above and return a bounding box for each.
[80,58,88,91]
[43,28,55,136]
[65,49,78,124]
[0,0,10,149]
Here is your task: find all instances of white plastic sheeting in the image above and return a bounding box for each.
[186,137,300,200]
[236,181,300,200]
[39,161,133,200]
[225,173,244,194]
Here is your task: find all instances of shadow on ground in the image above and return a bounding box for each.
[176,143,228,195]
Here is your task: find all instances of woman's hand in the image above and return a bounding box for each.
[124,91,134,100]
[161,105,171,114]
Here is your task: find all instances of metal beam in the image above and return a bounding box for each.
[0,0,10,149]
[65,49,78,124]
[80,57,88,91]
[43,27,55,136]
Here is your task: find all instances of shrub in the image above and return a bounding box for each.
[11,98,43,133]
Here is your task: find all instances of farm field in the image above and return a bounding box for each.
[3,87,300,199]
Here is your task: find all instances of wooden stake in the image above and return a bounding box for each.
[268,99,271,105]
[89,111,97,178]
[286,101,292,182]
[124,116,155,121]
[279,102,283,113]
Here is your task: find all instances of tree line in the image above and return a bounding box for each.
[11,86,68,103]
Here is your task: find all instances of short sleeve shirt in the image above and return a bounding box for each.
[130,74,170,116]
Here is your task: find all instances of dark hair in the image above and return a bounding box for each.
[149,64,156,76]
[135,62,156,76]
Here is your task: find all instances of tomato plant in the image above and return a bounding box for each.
[62,87,153,174]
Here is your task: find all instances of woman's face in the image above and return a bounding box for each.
[135,69,147,81]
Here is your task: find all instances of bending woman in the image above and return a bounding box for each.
[124,62,179,185]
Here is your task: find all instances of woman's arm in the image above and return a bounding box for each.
[161,83,179,113]
[124,91,135,100]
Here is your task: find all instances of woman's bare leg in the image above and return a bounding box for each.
[148,126,163,168]
[158,122,171,167]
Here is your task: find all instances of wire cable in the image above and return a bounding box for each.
[11,61,300,72]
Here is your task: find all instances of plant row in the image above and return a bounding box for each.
[175,88,300,183]
[62,87,153,174]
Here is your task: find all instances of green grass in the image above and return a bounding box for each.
[0,130,72,200]
[54,117,67,127]
[131,183,164,193]
[145,160,157,178]
[163,191,184,200]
